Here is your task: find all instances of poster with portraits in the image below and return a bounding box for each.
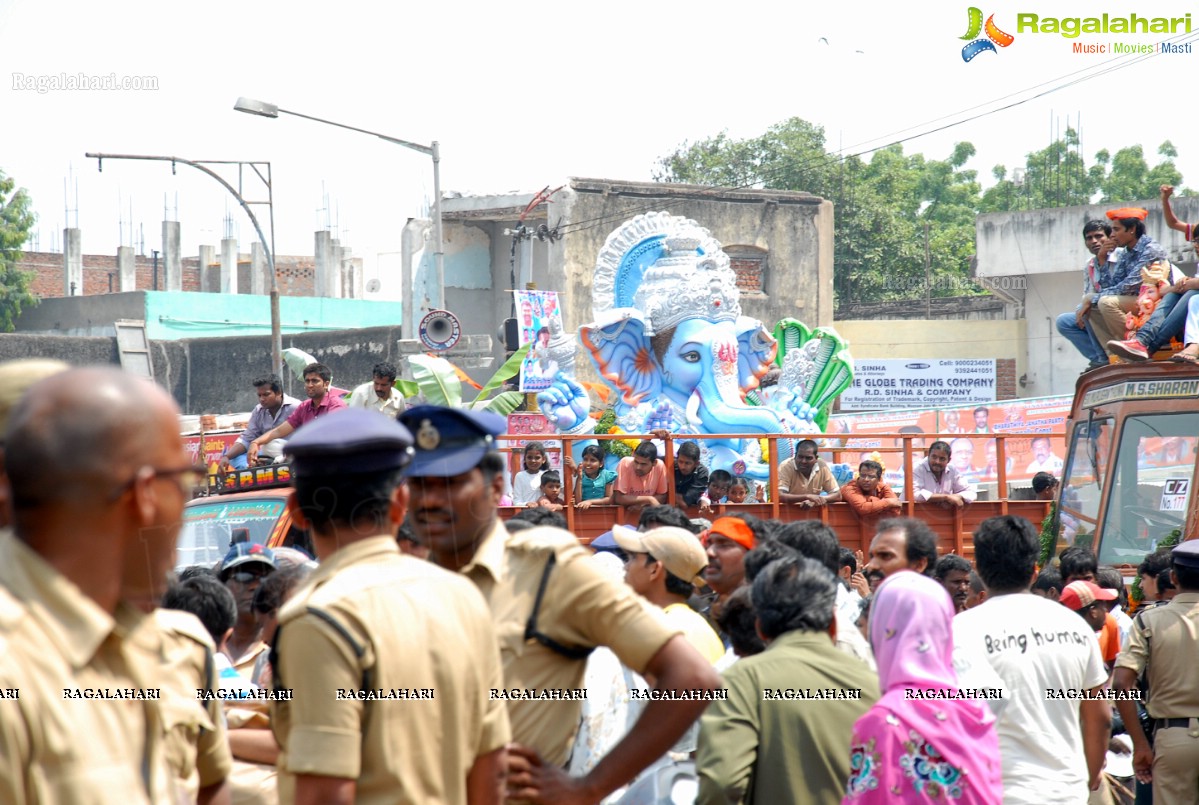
[516,290,563,393]
[830,394,1071,486]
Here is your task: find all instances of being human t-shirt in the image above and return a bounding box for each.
[953,592,1107,805]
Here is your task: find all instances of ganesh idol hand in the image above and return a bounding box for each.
[787,398,817,424]
[646,401,675,432]
[537,373,591,432]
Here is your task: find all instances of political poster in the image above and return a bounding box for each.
[516,290,564,393]
[829,394,1072,486]
[504,412,563,476]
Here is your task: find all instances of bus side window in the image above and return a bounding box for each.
[283,524,314,558]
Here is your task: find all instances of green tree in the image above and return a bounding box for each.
[656,118,983,305]
[979,128,1096,212]
[981,132,1184,211]
[0,169,37,332]
[1094,141,1182,203]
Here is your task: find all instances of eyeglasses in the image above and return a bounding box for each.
[858,474,880,481]
[107,463,209,502]
[224,568,272,584]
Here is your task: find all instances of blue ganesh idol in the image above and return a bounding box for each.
[536,211,854,481]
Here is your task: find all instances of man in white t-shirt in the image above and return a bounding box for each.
[954,515,1111,804]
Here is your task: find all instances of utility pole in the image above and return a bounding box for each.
[924,222,932,318]
[86,152,281,374]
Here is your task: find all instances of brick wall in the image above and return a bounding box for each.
[17,251,315,299]
[729,256,764,293]
[996,358,1017,400]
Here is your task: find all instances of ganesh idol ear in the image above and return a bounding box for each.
[735,316,777,391]
[579,309,662,407]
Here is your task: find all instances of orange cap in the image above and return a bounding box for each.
[1106,207,1148,221]
[708,516,756,550]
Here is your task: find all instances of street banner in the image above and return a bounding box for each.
[516,290,563,393]
[840,359,996,410]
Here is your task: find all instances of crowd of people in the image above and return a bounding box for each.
[1058,189,1199,369]
[1,357,1198,805]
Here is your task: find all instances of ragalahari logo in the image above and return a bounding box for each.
[961,7,1015,62]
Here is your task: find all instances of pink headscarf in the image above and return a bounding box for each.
[869,571,1000,794]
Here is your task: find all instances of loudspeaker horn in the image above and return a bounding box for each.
[418,309,462,351]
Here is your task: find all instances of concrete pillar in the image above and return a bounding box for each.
[351,257,364,300]
[198,245,217,293]
[220,238,238,294]
[314,231,334,298]
[330,239,343,298]
[117,246,136,292]
[338,246,354,298]
[162,221,182,291]
[251,242,267,295]
[63,228,83,296]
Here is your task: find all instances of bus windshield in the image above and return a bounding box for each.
[1059,416,1113,548]
[1096,413,1197,566]
[177,497,287,569]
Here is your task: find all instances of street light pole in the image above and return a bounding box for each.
[85,152,282,373]
[233,97,445,310]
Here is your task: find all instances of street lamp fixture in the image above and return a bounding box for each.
[234,96,445,310]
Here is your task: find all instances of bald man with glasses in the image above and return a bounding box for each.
[0,366,231,805]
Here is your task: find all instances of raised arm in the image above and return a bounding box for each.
[1161,185,1191,234]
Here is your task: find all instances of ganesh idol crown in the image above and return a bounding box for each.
[536,211,854,480]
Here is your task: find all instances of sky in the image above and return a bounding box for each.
[4,0,1199,299]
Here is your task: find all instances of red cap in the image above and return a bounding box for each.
[1106,207,1148,221]
[1060,580,1118,611]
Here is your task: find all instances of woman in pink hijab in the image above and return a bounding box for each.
[844,571,1002,804]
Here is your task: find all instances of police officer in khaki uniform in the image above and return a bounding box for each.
[0,365,227,805]
[1114,540,1199,805]
[270,408,509,805]
[131,608,232,803]
[400,405,722,805]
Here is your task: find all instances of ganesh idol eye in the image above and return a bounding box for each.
[681,351,701,363]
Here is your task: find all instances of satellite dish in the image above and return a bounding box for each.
[365,278,381,293]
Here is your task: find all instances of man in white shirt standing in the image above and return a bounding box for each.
[347,361,406,419]
[954,515,1111,804]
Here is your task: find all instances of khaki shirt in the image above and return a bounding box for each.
[127,608,232,800]
[460,521,680,766]
[272,536,509,805]
[1114,592,1199,718]
[778,459,839,496]
[0,532,178,805]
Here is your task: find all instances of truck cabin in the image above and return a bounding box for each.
[1059,364,1199,569]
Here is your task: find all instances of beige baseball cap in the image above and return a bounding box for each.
[0,359,70,439]
[613,524,708,587]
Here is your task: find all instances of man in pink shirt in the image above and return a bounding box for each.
[248,362,347,463]
[613,441,668,519]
